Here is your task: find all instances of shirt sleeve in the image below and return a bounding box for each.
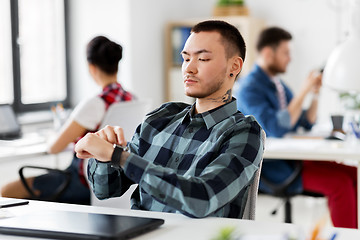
[87,158,134,200]
[88,118,265,218]
[70,96,106,131]
[296,110,313,130]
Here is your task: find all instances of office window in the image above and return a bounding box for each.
[18,0,67,105]
[0,0,14,104]
[2,0,69,112]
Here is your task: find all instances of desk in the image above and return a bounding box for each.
[0,121,54,162]
[0,135,48,162]
[0,124,72,189]
[1,198,359,240]
[264,137,360,229]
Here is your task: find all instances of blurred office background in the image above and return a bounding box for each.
[68,0,347,124]
[1,0,350,123]
[69,0,345,124]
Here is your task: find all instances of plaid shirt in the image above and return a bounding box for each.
[87,99,264,218]
[99,82,133,109]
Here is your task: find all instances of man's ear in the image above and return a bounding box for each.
[261,46,275,61]
[230,56,243,76]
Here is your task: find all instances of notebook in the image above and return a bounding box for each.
[0,104,21,140]
[0,210,164,240]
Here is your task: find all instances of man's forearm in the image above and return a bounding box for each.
[87,158,124,199]
[305,96,319,124]
[287,89,307,126]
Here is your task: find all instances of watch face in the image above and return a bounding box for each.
[115,144,129,152]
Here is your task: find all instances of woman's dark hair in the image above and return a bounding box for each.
[256,27,292,52]
[86,36,123,74]
[191,20,246,62]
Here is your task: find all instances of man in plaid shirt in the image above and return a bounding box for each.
[75,20,265,218]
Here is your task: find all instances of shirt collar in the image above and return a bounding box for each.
[253,64,277,89]
[102,82,121,92]
[182,98,238,129]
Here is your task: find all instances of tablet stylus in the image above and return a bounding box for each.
[0,200,29,209]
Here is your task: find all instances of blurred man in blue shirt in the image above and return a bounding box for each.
[235,27,357,228]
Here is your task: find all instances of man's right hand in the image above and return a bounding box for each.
[75,125,127,162]
[303,70,322,94]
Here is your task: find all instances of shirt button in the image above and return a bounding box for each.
[175,157,179,162]
[189,128,194,133]
[130,173,134,178]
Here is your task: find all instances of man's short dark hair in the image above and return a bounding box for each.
[191,20,246,62]
[256,27,292,52]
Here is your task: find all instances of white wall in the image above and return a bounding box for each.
[68,0,345,123]
[68,0,130,105]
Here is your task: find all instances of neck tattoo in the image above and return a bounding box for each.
[207,89,232,103]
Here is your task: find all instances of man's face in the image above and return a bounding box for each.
[268,40,291,74]
[181,31,230,99]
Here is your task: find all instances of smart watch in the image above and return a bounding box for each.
[111,144,129,167]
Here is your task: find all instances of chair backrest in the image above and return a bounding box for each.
[242,158,263,220]
[99,100,152,141]
[90,100,151,208]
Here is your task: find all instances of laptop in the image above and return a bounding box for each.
[0,210,164,239]
[0,104,22,140]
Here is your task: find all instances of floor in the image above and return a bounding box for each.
[256,194,332,231]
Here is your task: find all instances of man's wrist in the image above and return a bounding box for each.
[111,144,129,168]
[312,92,319,101]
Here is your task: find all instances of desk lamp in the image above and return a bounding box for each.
[323,0,360,93]
[323,0,360,139]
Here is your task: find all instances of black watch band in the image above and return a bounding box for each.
[111,145,124,167]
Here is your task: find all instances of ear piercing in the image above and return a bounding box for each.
[230,73,234,77]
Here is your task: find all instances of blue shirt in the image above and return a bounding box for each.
[235,65,313,193]
[87,99,265,218]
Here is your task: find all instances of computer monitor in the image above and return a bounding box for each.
[0,104,21,140]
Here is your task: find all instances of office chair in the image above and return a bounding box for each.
[89,100,152,208]
[19,100,152,206]
[260,160,323,223]
[98,100,152,138]
[242,158,263,220]
[19,165,72,202]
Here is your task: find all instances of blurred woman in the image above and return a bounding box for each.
[1,36,134,204]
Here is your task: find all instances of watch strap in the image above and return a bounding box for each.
[111,145,123,167]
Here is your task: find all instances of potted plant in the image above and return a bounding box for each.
[339,92,360,139]
[213,0,249,16]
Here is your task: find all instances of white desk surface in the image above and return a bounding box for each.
[0,139,48,161]
[0,123,53,161]
[0,122,65,162]
[0,198,359,240]
[264,137,360,161]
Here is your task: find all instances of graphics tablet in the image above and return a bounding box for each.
[0,210,164,239]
